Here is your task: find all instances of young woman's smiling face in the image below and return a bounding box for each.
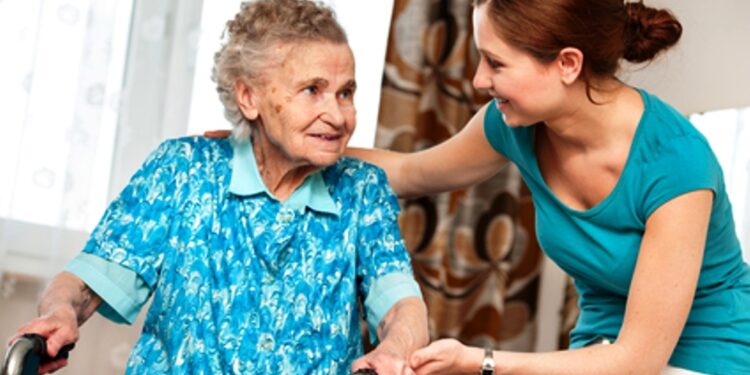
[243,41,357,169]
[471,3,567,127]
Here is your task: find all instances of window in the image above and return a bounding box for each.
[0,0,133,276]
[692,107,750,261]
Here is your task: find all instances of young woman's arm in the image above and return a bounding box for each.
[346,104,507,198]
[411,189,712,374]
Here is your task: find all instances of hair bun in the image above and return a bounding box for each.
[623,1,682,63]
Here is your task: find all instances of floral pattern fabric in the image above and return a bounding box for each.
[80,137,416,374]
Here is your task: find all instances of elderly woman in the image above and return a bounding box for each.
[11,0,428,373]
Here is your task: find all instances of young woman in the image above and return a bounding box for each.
[348,0,750,374]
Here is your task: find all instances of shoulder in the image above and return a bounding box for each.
[634,90,716,166]
[145,136,233,169]
[156,136,233,159]
[324,156,391,185]
[323,157,396,203]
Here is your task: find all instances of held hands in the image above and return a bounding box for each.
[353,339,478,375]
[9,305,79,374]
[352,345,416,375]
[409,339,477,375]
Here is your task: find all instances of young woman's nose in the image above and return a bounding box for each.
[472,60,493,90]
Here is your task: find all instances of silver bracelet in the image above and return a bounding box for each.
[481,345,495,375]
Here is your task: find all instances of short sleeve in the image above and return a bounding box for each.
[483,101,509,155]
[640,134,721,219]
[355,166,422,341]
[482,101,535,168]
[64,253,150,324]
[81,140,182,290]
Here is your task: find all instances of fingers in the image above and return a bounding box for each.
[409,345,439,368]
[45,328,77,357]
[11,318,55,345]
[351,356,372,372]
[39,358,68,374]
[410,339,461,372]
[13,316,78,357]
[413,361,448,375]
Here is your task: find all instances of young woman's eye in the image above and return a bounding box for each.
[485,55,502,69]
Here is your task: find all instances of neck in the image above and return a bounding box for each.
[542,80,642,153]
[251,129,317,202]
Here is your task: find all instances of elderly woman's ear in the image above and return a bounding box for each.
[234,80,260,121]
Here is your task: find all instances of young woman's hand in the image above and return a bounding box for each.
[409,339,480,375]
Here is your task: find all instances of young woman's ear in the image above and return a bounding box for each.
[234,80,260,120]
[557,47,584,85]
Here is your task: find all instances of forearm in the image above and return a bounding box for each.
[457,343,662,375]
[39,271,102,325]
[376,297,430,356]
[346,147,465,199]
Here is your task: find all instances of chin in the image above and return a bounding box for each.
[308,153,342,168]
[501,113,536,128]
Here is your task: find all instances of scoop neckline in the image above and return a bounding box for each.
[528,87,650,218]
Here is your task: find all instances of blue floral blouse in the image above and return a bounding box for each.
[64,137,421,374]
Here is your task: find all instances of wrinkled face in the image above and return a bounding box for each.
[471,4,564,127]
[241,41,356,168]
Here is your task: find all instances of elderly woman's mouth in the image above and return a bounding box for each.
[309,133,342,141]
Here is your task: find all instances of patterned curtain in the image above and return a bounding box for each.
[375,0,543,350]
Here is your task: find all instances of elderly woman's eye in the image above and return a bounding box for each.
[339,89,353,100]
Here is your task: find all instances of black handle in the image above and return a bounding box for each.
[352,368,378,375]
[22,334,75,365]
[19,334,74,375]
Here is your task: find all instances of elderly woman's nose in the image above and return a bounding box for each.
[320,95,346,126]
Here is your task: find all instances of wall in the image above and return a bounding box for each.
[622,0,750,114]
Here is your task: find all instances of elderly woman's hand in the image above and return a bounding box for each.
[10,305,79,374]
[352,345,416,375]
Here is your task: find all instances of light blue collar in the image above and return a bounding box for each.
[228,139,340,216]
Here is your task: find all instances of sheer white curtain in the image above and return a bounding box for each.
[692,108,750,262]
[0,0,133,278]
[0,1,209,372]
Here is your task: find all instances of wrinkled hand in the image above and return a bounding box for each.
[10,306,79,374]
[352,346,415,375]
[409,339,474,375]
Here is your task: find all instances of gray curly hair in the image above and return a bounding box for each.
[212,0,348,140]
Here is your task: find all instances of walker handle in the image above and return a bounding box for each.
[352,368,378,375]
[1,334,75,375]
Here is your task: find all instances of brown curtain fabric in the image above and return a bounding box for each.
[374,0,543,350]
[558,277,580,349]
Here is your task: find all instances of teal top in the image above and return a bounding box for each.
[483,89,750,374]
[64,136,422,374]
